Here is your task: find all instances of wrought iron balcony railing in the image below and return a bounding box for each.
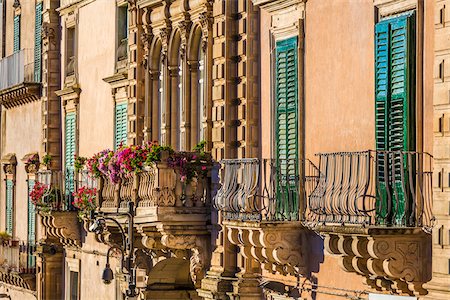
[214,159,319,221]
[0,241,36,274]
[36,170,79,212]
[306,150,433,229]
[0,49,37,90]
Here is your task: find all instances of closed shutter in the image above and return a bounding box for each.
[5,179,14,235]
[13,15,20,53]
[275,37,298,221]
[27,179,36,244]
[375,12,415,225]
[65,113,76,193]
[34,2,42,82]
[115,102,127,149]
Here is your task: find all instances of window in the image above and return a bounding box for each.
[115,102,127,149]
[27,179,36,244]
[34,2,42,82]
[274,37,298,220]
[375,12,416,224]
[159,62,164,142]
[198,50,205,141]
[70,271,79,300]
[117,5,128,61]
[65,112,76,193]
[66,27,75,76]
[178,54,183,149]
[13,14,20,53]
[5,179,14,235]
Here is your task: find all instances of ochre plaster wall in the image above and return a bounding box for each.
[1,101,42,241]
[77,0,116,156]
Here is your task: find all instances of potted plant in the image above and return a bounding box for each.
[72,186,97,219]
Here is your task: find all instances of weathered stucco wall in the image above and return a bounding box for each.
[0,101,41,240]
[77,0,116,156]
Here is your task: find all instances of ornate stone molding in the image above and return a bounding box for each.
[159,27,171,62]
[198,11,212,53]
[22,153,40,174]
[0,83,41,109]
[41,22,57,47]
[323,230,432,296]
[39,212,82,248]
[225,222,309,276]
[138,226,210,288]
[1,153,17,176]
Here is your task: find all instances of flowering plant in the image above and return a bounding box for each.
[86,149,113,178]
[167,141,212,183]
[29,182,62,212]
[26,153,40,166]
[72,186,97,218]
[74,155,87,172]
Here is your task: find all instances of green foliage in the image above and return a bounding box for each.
[42,154,52,167]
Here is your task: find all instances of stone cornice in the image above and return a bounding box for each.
[102,72,129,89]
[252,0,306,13]
[0,83,41,109]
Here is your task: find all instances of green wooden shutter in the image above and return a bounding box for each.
[375,12,415,225]
[5,179,14,236]
[115,102,127,149]
[65,113,76,193]
[34,2,43,82]
[275,37,298,221]
[27,179,36,243]
[13,15,20,53]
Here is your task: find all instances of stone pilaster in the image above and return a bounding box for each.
[424,0,450,298]
[41,0,62,170]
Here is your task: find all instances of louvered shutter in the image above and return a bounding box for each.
[375,12,415,225]
[13,15,20,53]
[27,179,36,244]
[115,102,128,149]
[34,2,42,82]
[65,113,76,194]
[275,37,298,221]
[5,179,14,235]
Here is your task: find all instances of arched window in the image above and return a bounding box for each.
[159,60,164,142]
[198,48,205,141]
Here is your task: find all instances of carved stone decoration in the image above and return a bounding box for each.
[13,0,20,9]
[225,222,309,276]
[1,153,17,175]
[322,228,432,296]
[41,22,56,47]
[178,20,191,59]
[39,212,82,248]
[0,272,35,291]
[199,11,213,52]
[159,27,171,62]
[22,153,40,174]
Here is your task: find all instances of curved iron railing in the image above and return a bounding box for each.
[214,158,319,221]
[306,150,433,230]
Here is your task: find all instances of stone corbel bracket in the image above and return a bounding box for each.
[322,227,432,296]
[225,221,309,276]
[139,225,210,288]
[40,212,81,248]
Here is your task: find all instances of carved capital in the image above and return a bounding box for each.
[1,153,17,175]
[41,22,57,46]
[322,230,432,296]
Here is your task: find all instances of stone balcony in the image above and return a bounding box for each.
[93,153,218,289]
[214,158,320,277]
[305,150,434,296]
[35,170,82,248]
[0,49,41,109]
[0,240,36,291]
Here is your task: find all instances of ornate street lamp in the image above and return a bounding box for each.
[89,201,138,297]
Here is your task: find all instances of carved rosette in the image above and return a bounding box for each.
[226,222,309,276]
[40,212,81,247]
[323,229,432,296]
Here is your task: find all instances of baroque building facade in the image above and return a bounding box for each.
[0,0,447,300]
